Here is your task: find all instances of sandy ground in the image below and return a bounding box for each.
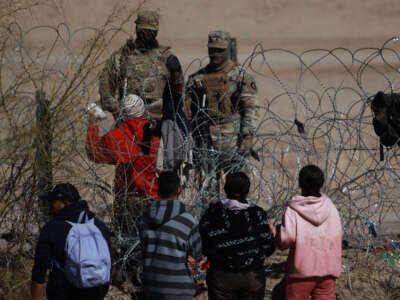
[14,0,400,66]
[18,1,400,46]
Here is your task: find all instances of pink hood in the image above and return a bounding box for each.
[277,194,342,279]
[288,194,330,226]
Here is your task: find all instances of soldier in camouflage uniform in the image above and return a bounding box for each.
[98,10,187,295]
[99,10,185,123]
[98,9,187,211]
[185,31,259,200]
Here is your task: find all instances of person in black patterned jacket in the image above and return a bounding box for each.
[199,172,275,300]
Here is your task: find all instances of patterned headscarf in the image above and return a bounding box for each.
[121,94,145,118]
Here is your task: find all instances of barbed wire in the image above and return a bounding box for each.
[1,16,400,298]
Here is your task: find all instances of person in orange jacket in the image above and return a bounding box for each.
[86,94,161,234]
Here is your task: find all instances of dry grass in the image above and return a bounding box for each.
[1,248,398,300]
[263,248,400,300]
[336,250,400,300]
[0,252,33,300]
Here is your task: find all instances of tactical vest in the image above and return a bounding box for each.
[197,61,239,123]
[120,47,169,119]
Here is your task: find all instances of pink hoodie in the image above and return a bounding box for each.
[277,194,342,278]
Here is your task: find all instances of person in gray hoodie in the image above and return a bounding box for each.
[139,171,202,300]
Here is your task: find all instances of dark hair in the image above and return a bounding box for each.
[158,171,180,199]
[45,183,81,203]
[224,172,250,200]
[299,165,324,192]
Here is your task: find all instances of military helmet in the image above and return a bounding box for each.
[208,31,231,49]
[135,10,159,30]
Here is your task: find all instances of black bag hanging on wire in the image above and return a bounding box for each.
[371,91,400,147]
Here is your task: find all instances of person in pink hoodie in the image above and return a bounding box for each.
[273,165,342,300]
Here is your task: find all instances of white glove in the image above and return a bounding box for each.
[86,103,106,121]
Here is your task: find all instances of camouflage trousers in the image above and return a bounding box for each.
[194,127,251,202]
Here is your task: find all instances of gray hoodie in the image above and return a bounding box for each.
[140,200,202,296]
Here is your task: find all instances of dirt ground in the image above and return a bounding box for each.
[1,249,399,300]
[15,0,400,70]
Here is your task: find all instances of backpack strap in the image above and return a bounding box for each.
[66,211,89,227]
[53,213,87,269]
[77,211,89,223]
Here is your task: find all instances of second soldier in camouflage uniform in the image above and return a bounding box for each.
[185,31,259,199]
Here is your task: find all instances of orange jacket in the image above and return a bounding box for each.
[86,117,160,199]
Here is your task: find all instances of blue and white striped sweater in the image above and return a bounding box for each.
[140,199,202,296]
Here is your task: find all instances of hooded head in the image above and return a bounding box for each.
[135,10,159,49]
[208,30,231,68]
[121,94,146,119]
[289,194,331,226]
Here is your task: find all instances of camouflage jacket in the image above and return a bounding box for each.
[99,40,184,120]
[186,60,259,150]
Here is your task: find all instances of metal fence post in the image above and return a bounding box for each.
[35,91,53,225]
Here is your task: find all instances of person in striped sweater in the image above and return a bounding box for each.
[139,171,202,299]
